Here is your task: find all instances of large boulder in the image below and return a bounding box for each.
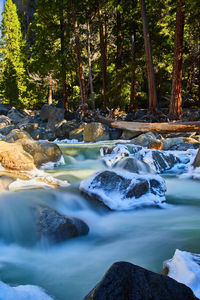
[40,104,65,129]
[84,261,197,300]
[16,139,62,167]
[83,122,109,142]
[80,170,166,210]
[37,207,89,243]
[0,141,35,171]
[193,147,200,168]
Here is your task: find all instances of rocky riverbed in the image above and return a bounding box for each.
[1,104,200,299]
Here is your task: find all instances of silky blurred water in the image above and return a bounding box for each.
[0,144,200,300]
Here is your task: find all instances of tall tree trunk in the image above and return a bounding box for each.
[72,2,86,105]
[169,0,185,120]
[116,1,123,106]
[98,8,108,108]
[139,0,158,113]
[48,73,53,105]
[87,21,95,109]
[198,29,200,107]
[130,34,138,111]
[59,1,68,109]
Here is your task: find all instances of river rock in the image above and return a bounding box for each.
[131,132,163,149]
[0,115,11,129]
[121,130,139,140]
[193,147,200,168]
[37,207,89,243]
[83,122,109,142]
[0,125,15,136]
[7,108,27,124]
[69,123,85,141]
[115,157,152,174]
[0,141,35,171]
[80,170,166,210]
[17,138,62,167]
[3,129,32,142]
[152,151,180,173]
[101,145,130,167]
[163,138,184,150]
[84,261,197,300]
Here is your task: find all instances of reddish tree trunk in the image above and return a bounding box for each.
[59,2,68,109]
[139,0,158,113]
[72,2,86,105]
[87,21,95,109]
[98,8,108,108]
[116,1,123,106]
[169,0,185,120]
[130,34,138,111]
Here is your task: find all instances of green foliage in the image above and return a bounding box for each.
[0,0,28,108]
[0,0,199,110]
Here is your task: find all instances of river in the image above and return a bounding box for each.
[0,142,200,300]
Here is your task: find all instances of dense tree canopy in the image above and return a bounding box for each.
[0,0,199,117]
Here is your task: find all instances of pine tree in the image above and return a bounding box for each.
[0,0,27,108]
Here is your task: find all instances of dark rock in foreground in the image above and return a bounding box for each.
[37,208,89,243]
[85,261,198,300]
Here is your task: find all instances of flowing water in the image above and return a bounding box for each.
[0,143,200,300]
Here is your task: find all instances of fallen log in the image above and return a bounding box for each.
[111,121,200,133]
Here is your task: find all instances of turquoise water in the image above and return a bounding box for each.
[0,144,200,300]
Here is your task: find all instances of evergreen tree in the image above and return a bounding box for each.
[0,0,27,108]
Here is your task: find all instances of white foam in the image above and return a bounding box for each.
[101,145,130,167]
[40,155,65,170]
[8,176,69,191]
[164,249,200,298]
[80,170,166,210]
[0,280,54,300]
[53,138,81,144]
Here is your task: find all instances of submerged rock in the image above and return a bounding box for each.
[84,261,197,300]
[0,280,54,300]
[37,207,89,243]
[164,249,200,299]
[80,170,166,210]
[152,151,180,173]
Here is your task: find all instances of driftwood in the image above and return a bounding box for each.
[111,121,200,133]
[95,116,200,133]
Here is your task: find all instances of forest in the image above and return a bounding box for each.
[0,0,200,120]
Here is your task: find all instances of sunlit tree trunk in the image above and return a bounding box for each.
[139,0,158,113]
[48,73,52,105]
[59,1,68,109]
[169,0,185,120]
